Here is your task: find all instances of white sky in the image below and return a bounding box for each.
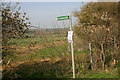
[3,0,119,2]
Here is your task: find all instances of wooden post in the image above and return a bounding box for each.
[100,43,105,70]
[89,43,93,70]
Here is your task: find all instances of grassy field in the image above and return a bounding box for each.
[2,31,119,79]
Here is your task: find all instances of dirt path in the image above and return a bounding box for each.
[2,57,62,71]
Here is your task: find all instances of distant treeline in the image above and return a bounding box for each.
[27,28,69,35]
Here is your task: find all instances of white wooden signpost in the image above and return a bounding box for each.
[57,14,75,78]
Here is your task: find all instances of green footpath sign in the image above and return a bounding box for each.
[57,16,70,21]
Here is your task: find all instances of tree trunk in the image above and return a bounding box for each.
[113,37,117,48]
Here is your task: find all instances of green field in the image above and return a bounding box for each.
[2,32,119,79]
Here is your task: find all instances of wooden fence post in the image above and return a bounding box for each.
[100,43,105,70]
[89,43,93,70]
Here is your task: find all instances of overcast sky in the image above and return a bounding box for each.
[19,2,86,28]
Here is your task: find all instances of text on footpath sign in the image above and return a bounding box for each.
[68,31,73,43]
[57,16,70,21]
